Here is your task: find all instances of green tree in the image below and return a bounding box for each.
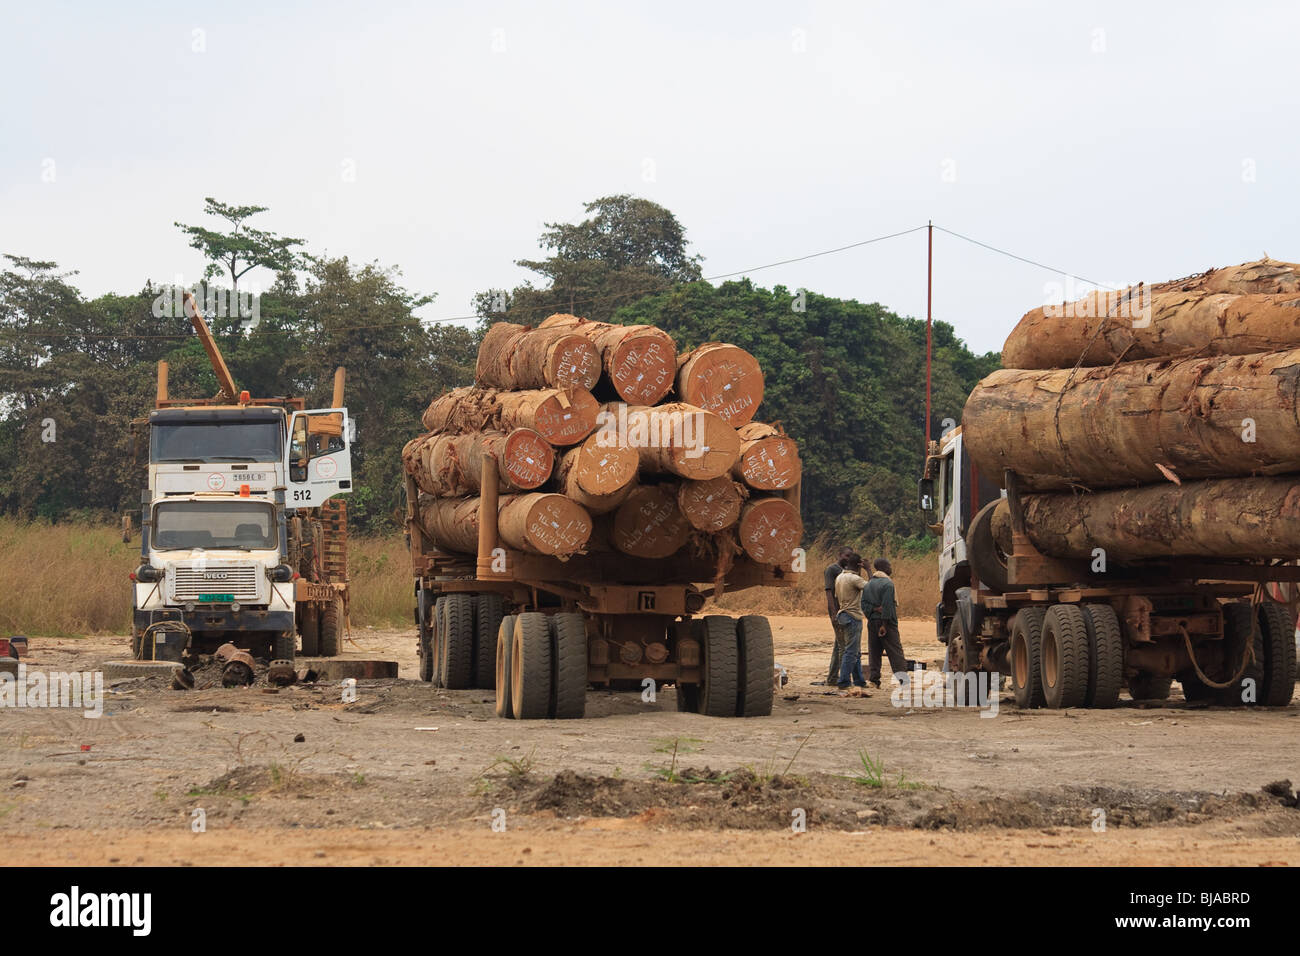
[476,194,703,324]
[174,198,305,297]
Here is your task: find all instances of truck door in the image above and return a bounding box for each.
[286,408,352,506]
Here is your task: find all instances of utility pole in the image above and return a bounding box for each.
[925,220,933,449]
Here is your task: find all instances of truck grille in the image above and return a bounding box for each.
[172,565,260,602]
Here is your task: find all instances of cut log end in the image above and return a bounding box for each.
[676,343,764,426]
[498,428,555,490]
[613,485,692,559]
[733,434,801,490]
[500,493,593,556]
[678,477,744,531]
[608,328,677,405]
[520,388,600,446]
[545,333,602,391]
[737,497,803,565]
[569,435,638,496]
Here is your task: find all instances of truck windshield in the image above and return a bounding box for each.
[153,501,277,551]
[151,422,282,463]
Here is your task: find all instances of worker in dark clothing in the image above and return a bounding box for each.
[814,547,853,686]
[861,558,908,688]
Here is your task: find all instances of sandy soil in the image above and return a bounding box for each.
[3,616,1298,866]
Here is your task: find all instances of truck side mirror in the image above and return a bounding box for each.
[918,477,935,515]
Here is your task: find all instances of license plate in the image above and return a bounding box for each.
[198,593,235,603]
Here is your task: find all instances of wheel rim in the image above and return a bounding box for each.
[949,629,967,672]
[1013,632,1028,687]
[1043,631,1059,689]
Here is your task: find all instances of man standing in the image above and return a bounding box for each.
[834,553,870,691]
[816,547,853,686]
[862,558,907,688]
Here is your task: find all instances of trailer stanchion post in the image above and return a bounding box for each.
[477,453,501,580]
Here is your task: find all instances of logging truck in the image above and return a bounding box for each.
[130,292,352,662]
[920,426,1298,709]
[403,454,801,719]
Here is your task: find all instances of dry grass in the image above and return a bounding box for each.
[0,519,937,636]
[707,541,934,619]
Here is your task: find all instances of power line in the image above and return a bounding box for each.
[933,225,1118,290]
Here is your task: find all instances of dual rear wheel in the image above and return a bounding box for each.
[421,591,504,689]
[1010,603,1123,709]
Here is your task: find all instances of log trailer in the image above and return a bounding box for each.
[920,426,1298,709]
[130,292,353,662]
[404,455,801,719]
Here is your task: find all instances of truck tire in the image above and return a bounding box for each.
[1041,604,1090,709]
[945,614,979,673]
[440,593,475,690]
[1009,607,1046,708]
[549,612,587,718]
[1080,603,1123,708]
[737,615,775,717]
[430,596,446,687]
[696,616,739,717]
[273,630,296,662]
[1256,601,1297,706]
[299,605,320,657]
[474,593,505,690]
[319,594,344,657]
[417,592,434,682]
[966,500,1010,594]
[495,614,517,718]
[511,612,553,719]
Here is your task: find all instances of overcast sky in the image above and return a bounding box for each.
[2,0,1296,355]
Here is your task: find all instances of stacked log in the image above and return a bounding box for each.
[731,422,801,490]
[403,430,554,496]
[422,386,600,447]
[553,433,639,514]
[967,257,1300,568]
[539,314,677,404]
[675,343,764,425]
[677,476,745,531]
[475,321,601,390]
[408,317,802,570]
[1002,258,1300,369]
[418,493,593,556]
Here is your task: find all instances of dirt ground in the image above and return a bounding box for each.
[4,616,1299,866]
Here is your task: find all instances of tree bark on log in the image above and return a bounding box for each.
[417,492,592,556]
[597,402,741,480]
[1002,287,1300,369]
[677,476,745,531]
[1016,476,1300,561]
[475,321,601,390]
[422,386,600,447]
[731,421,801,490]
[403,429,554,496]
[612,484,691,558]
[675,343,764,425]
[963,349,1300,490]
[552,434,639,514]
[737,497,802,565]
[538,313,677,404]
